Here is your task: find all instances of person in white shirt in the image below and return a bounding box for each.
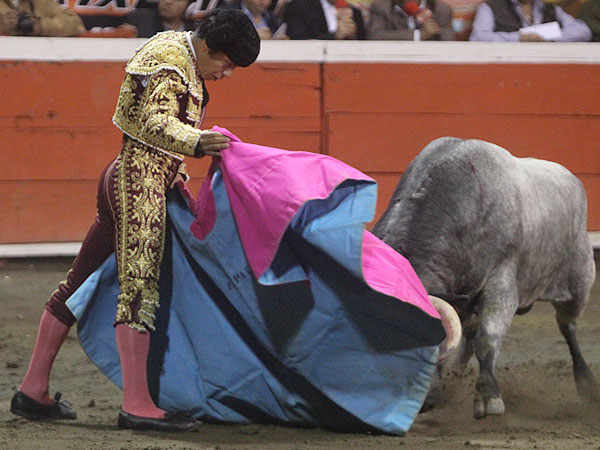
[469,0,591,42]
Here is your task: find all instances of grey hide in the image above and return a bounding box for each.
[373,137,598,419]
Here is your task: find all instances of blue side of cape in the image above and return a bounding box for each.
[66,170,443,435]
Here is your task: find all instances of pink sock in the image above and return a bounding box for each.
[19,310,71,405]
[115,323,165,418]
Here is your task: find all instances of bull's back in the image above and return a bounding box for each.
[514,158,592,301]
[374,138,591,298]
[374,138,523,293]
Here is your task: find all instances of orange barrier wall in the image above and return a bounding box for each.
[1,58,599,244]
[323,63,600,230]
[0,61,321,243]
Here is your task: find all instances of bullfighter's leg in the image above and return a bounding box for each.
[14,162,116,414]
[111,145,197,433]
[473,269,519,419]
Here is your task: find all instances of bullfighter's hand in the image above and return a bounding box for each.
[198,131,231,157]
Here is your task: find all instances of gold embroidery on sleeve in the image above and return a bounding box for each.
[112,31,204,159]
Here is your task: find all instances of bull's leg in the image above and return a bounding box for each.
[473,275,519,419]
[553,300,600,401]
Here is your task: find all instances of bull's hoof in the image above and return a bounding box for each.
[486,397,505,416]
[474,394,504,419]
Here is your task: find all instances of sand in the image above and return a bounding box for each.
[2,256,600,450]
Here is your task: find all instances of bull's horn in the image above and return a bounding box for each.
[429,295,462,360]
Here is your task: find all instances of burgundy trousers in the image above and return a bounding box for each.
[46,160,119,327]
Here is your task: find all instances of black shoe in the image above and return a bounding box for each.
[117,410,198,432]
[10,390,76,420]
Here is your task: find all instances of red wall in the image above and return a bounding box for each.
[1,59,599,243]
[323,63,600,229]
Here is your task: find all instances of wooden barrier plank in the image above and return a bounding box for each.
[0,61,124,125]
[0,61,322,182]
[1,172,390,243]
[0,62,321,123]
[2,173,598,244]
[205,63,322,117]
[0,126,121,181]
[327,112,600,174]
[0,116,320,181]
[0,177,210,243]
[324,64,600,115]
[196,116,322,153]
[0,180,98,243]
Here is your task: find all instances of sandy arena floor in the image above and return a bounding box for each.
[2,256,600,450]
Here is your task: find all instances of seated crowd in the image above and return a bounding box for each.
[0,0,598,41]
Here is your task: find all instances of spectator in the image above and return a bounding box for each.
[223,0,288,39]
[580,0,600,41]
[368,0,454,40]
[284,0,367,39]
[469,0,591,41]
[124,0,195,38]
[0,0,85,36]
[77,0,157,31]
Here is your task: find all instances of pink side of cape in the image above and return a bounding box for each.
[194,127,439,319]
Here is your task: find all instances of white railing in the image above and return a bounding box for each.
[1,37,599,64]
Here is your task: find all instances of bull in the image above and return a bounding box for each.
[373,137,599,419]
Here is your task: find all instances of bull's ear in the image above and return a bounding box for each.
[429,295,462,361]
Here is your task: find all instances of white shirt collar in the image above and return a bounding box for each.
[320,0,338,34]
[186,31,197,61]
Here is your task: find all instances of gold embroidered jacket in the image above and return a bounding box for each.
[113,31,206,168]
[110,32,208,330]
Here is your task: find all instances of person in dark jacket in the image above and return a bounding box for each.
[580,0,600,41]
[284,0,366,40]
[368,0,454,40]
